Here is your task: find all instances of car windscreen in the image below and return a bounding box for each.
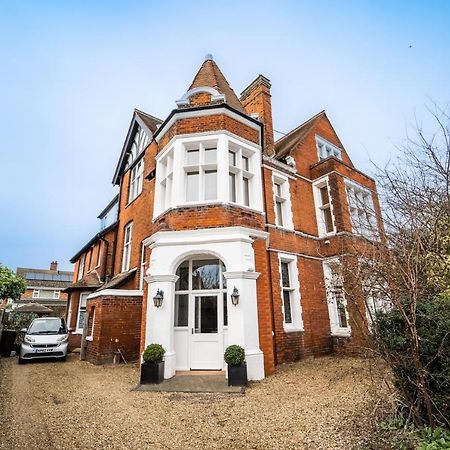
[28,318,67,335]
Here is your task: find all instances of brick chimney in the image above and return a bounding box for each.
[50,261,58,271]
[240,75,274,155]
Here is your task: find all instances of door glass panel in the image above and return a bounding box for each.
[194,296,217,333]
[192,260,220,290]
[223,292,228,326]
[176,261,189,291]
[174,294,188,326]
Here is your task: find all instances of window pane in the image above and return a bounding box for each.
[186,172,199,201]
[283,291,292,324]
[323,207,334,233]
[243,177,250,206]
[196,296,218,333]
[39,289,54,299]
[276,200,284,226]
[281,262,290,287]
[336,296,348,328]
[204,170,217,200]
[223,292,228,326]
[242,156,249,171]
[320,186,329,205]
[186,149,199,165]
[174,294,189,326]
[229,172,236,202]
[78,310,86,330]
[275,182,282,197]
[176,261,189,291]
[192,260,220,290]
[228,151,236,166]
[204,148,217,165]
[79,293,88,308]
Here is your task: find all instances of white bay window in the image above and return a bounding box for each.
[153,133,263,218]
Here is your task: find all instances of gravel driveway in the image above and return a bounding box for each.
[0,353,391,449]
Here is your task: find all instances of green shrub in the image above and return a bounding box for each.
[142,344,165,363]
[5,311,37,331]
[224,345,245,366]
[374,297,450,427]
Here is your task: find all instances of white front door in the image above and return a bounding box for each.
[190,294,223,370]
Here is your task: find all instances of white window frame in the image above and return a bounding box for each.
[76,292,89,334]
[121,222,133,272]
[316,135,342,161]
[272,172,294,230]
[77,254,85,281]
[184,141,218,203]
[53,290,60,300]
[153,133,263,219]
[95,242,102,268]
[139,242,146,291]
[345,180,378,240]
[278,253,303,332]
[32,289,39,299]
[323,258,351,336]
[128,158,144,204]
[313,177,336,237]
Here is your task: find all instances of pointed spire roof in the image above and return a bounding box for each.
[187,55,245,113]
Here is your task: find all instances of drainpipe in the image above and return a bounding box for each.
[260,126,278,366]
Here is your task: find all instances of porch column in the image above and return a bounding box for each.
[144,274,179,379]
[223,271,264,380]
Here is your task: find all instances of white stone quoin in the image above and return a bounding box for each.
[143,226,268,380]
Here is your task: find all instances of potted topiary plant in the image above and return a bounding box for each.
[140,343,165,384]
[224,344,247,386]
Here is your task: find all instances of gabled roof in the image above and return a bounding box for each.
[187,57,245,113]
[274,110,326,159]
[112,109,163,186]
[96,268,137,291]
[69,221,118,263]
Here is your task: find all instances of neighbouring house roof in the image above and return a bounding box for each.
[112,109,163,186]
[64,270,102,292]
[96,268,137,291]
[69,221,118,264]
[15,303,54,314]
[16,267,74,289]
[187,57,246,113]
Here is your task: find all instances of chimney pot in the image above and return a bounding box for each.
[50,261,58,271]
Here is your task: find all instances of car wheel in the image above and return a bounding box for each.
[18,357,26,365]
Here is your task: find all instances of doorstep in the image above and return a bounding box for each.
[132,372,245,394]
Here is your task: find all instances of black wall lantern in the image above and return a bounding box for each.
[231,286,240,306]
[153,289,164,308]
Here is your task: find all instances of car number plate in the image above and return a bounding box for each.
[34,348,53,353]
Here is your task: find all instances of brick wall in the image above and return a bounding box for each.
[85,295,143,364]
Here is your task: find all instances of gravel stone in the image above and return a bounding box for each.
[0,354,392,449]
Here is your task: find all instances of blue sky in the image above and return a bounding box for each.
[1,0,449,272]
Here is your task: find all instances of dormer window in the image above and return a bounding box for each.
[316,136,342,161]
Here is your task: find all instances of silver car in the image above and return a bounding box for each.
[19,317,69,364]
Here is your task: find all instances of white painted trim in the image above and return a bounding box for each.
[268,248,323,261]
[312,176,337,237]
[223,271,260,280]
[76,291,90,334]
[272,171,294,230]
[176,86,226,107]
[86,289,143,300]
[315,134,342,161]
[155,107,261,144]
[143,226,269,249]
[145,274,179,284]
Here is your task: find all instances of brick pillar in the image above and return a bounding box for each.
[240,75,274,155]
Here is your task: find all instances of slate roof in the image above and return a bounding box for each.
[274,110,326,160]
[64,270,102,291]
[96,268,137,291]
[16,267,74,289]
[134,109,162,134]
[188,57,246,113]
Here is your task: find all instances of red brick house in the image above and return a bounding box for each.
[66,55,384,378]
[15,262,73,317]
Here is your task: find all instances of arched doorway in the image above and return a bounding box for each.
[174,257,228,370]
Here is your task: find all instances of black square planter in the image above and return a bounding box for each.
[140,361,165,384]
[227,363,247,386]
